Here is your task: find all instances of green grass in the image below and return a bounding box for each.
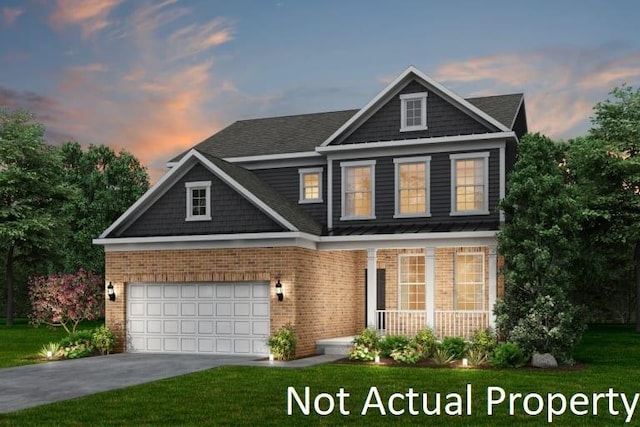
[1,325,639,426]
[0,318,103,368]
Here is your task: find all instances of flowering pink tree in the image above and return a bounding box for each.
[29,269,104,334]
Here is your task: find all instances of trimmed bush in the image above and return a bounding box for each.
[380,335,409,358]
[471,328,497,354]
[59,329,94,359]
[490,342,527,368]
[390,343,422,364]
[349,328,381,361]
[441,336,467,360]
[92,325,116,355]
[267,324,297,361]
[413,328,437,358]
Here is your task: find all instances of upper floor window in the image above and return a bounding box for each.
[298,168,323,203]
[185,181,211,221]
[341,160,375,220]
[394,156,431,218]
[400,92,428,132]
[450,152,490,215]
[399,254,426,310]
[454,253,485,311]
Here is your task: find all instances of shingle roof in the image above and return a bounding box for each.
[200,152,323,235]
[172,94,523,161]
[466,93,523,129]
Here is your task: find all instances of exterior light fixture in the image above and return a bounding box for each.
[107,282,116,302]
[275,279,283,301]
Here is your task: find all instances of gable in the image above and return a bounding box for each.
[337,80,493,145]
[111,163,285,238]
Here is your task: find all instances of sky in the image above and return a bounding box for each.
[1,0,640,182]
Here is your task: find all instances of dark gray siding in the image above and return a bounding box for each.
[337,81,492,145]
[253,166,327,227]
[331,149,501,230]
[115,163,284,237]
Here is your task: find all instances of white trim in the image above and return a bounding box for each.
[499,145,506,223]
[298,167,323,203]
[425,247,436,327]
[394,156,431,218]
[340,160,376,220]
[327,160,333,229]
[185,181,212,221]
[99,149,299,238]
[225,151,321,163]
[316,132,514,154]
[450,152,490,216]
[319,65,511,147]
[400,92,428,132]
[317,231,497,251]
[366,249,377,328]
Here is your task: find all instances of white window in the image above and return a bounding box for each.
[298,168,323,203]
[341,160,375,220]
[400,92,428,132]
[398,254,426,310]
[185,181,211,221]
[454,253,485,311]
[394,157,431,218]
[450,152,490,215]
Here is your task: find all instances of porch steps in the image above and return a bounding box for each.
[316,336,354,356]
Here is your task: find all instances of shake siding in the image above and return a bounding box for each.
[115,163,284,237]
[338,80,492,145]
[253,166,327,226]
[331,149,501,229]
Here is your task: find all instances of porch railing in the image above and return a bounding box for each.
[375,310,489,339]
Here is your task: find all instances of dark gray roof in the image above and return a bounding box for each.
[467,93,523,129]
[172,94,523,161]
[201,152,323,235]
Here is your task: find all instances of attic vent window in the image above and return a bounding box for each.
[185,181,212,221]
[400,92,428,132]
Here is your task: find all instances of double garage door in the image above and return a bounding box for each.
[127,282,270,355]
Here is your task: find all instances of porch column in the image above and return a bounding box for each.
[425,247,436,328]
[488,245,498,329]
[366,248,377,328]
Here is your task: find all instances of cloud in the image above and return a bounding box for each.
[50,0,123,38]
[433,46,640,139]
[2,7,23,27]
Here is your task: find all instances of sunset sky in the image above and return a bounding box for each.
[2,0,639,181]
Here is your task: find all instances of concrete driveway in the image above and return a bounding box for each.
[0,353,256,413]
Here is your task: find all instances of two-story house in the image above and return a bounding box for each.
[94,66,527,357]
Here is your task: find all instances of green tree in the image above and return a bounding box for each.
[56,142,149,274]
[584,85,640,330]
[0,109,74,326]
[495,133,585,362]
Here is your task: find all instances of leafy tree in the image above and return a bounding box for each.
[588,85,640,331]
[28,269,104,334]
[495,133,585,362]
[55,142,149,274]
[0,109,74,326]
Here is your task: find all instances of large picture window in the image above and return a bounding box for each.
[450,152,490,215]
[341,160,375,220]
[454,253,484,311]
[394,157,430,217]
[399,255,426,310]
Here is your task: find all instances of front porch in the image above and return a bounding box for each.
[375,309,490,338]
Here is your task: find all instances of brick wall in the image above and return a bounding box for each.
[105,247,365,357]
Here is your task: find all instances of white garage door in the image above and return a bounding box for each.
[127,282,270,355]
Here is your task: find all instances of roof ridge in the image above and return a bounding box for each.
[235,109,359,123]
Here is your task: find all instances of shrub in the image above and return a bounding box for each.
[413,328,437,358]
[267,324,297,361]
[490,342,527,368]
[92,325,116,355]
[379,334,409,358]
[390,343,422,364]
[466,348,489,367]
[431,346,454,366]
[471,328,497,354]
[38,342,63,360]
[441,336,467,360]
[349,328,381,361]
[59,329,95,359]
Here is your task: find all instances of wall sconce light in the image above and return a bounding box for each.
[275,279,283,301]
[107,282,116,302]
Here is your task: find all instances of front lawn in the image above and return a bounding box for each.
[0,325,639,426]
[0,319,103,368]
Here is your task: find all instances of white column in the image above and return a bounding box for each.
[488,245,498,329]
[366,248,377,328]
[425,247,436,328]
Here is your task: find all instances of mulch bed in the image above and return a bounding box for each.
[332,357,586,371]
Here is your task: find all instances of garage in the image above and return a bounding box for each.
[127,282,270,355]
